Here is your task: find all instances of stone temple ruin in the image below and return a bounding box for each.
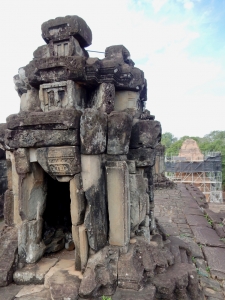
[0,15,204,299]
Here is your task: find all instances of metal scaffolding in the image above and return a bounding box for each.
[165,152,222,203]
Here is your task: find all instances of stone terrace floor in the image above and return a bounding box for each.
[155,183,225,300]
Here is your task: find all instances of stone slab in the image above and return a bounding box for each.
[0,284,24,300]
[184,207,204,216]
[15,288,51,300]
[48,269,81,300]
[191,226,225,247]
[80,109,107,154]
[112,284,156,300]
[202,246,225,280]
[205,209,224,224]
[130,119,161,149]
[70,174,86,226]
[15,284,45,297]
[41,15,92,47]
[7,109,82,130]
[36,146,80,177]
[44,259,81,288]
[128,148,156,167]
[13,258,58,285]
[81,155,108,251]
[106,161,130,246]
[0,232,18,287]
[5,129,79,149]
[186,215,211,228]
[107,111,132,155]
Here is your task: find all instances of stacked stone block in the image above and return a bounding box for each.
[5,15,206,299]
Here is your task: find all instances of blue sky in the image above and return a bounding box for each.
[0,0,224,138]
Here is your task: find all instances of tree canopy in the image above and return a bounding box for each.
[161,131,225,190]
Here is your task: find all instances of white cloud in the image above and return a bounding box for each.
[0,0,224,138]
[151,0,169,13]
[184,1,194,10]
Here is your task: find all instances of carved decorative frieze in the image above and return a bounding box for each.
[36,146,81,177]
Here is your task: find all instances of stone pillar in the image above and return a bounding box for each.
[106,161,130,246]
[81,154,108,252]
[70,174,88,270]
[19,162,46,221]
[4,151,21,226]
[18,218,45,264]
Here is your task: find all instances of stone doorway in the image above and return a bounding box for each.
[42,173,74,254]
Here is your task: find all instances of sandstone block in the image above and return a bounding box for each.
[13,257,58,285]
[130,119,161,149]
[128,148,156,167]
[6,154,12,190]
[81,155,108,251]
[202,246,225,280]
[4,190,14,226]
[39,80,86,112]
[25,56,86,86]
[5,129,79,149]
[114,90,140,111]
[70,174,86,226]
[107,112,132,155]
[118,243,144,290]
[0,123,7,144]
[20,163,46,221]
[106,161,130,246]
[72,224,88,271]
[0,228,18,287]
[0,195,3,218]
[79,246,119,298]
[0,160,7,218]
[112,284,156,300]
[14,148,30,174]
[18,219,46,264]
[72,225,81,270]
[91,83,115,114]
[127,160,136,174]
[80,109,107,154]
[79,224,89,271]
[36,146,81,178]
[20,87,41,112]
[48,269,81,300]
[41,15,92,47]
[7,109,82,130]
[7,151,21,225]
[129,173,149,233]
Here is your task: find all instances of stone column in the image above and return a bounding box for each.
[70,174,88,270]
[4,151,22,226]
[81,154,108,252]
[106,161,130,246]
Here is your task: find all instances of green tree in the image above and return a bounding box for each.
[161,132,177,149]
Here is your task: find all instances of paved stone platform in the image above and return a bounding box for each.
[155,183,225,300]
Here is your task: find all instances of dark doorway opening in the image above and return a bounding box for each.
[42,173,72,252]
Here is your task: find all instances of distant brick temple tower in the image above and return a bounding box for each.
[165,139,222,202]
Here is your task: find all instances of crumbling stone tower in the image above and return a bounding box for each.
[0,16,202,299]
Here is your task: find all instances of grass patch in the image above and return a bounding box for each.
[204,214,213,226]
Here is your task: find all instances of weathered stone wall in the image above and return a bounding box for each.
[0,15,203,299]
